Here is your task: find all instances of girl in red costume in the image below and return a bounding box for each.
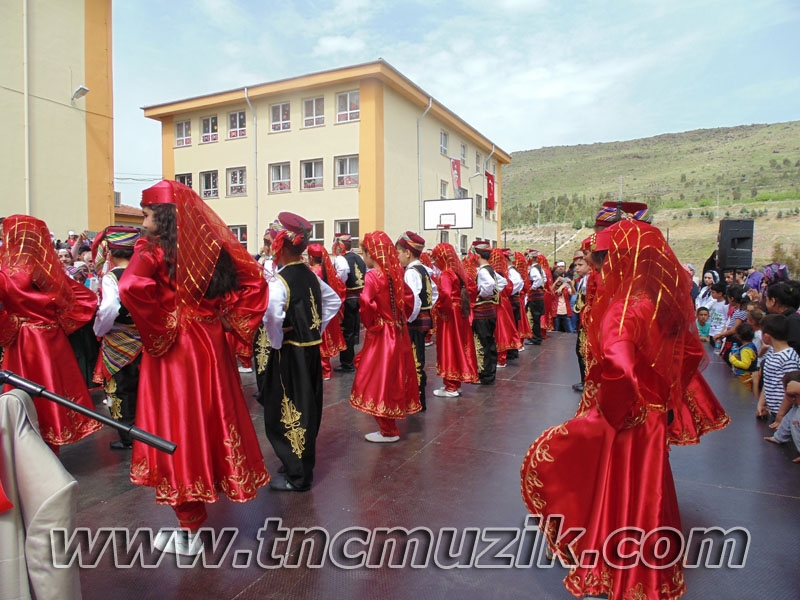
[521,219,729,600]
[431,243,478,397]
[513,252,534,342]
[489,248,522,368]
[307,244,347,380]
[349,231,421,442]
[0,215,102,451]
[118,181,269,554]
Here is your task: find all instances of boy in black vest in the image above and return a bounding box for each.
[396,231,438,411]
[471,240,501,385]
[332,233,367,371]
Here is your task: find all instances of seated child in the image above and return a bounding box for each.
[696,307,711,341]
[764,370,800,464]
[757,314,800,421]
[728,322,758,388]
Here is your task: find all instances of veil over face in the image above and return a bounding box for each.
[362,231,407,317]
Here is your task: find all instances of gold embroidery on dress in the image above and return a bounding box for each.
[309,287,321,332]
[104,377,123,420]
[354,261,364,287]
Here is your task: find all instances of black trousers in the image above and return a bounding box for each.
[106,353,141,444]
[260,344,322,490]
[576,325,586,383]
[472,317,497,384]
[408,328,428,409]
[526,299,544,342]
[339,296,361,368]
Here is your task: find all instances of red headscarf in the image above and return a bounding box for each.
[361,231,407,319]
[489,248,508,278]
[432,243,476,296]
[308,243,345,300]
[140,180,261,312]
[1,214,75,313]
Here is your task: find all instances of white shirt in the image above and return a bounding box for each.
[528,264,544,289]
[333,254,349,283]
[404,259,439,323]
[507,266,524,295]
[263,268,342,349]
[93,270,122,338]
[476,265,497,299]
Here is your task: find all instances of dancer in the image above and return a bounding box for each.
[332,233,366,372]
[489,248,521,368]
[471,241,501,384]
[431,243,478,397]
[396,231,437,411]
[349,231,421,442]
[119,180,269,554]
[0,214,102,451]
[261,213,341,490]
[91,226,143,450]
[521,218,729,600]
[307,243,347,380]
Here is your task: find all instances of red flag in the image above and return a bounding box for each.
[450,158,462,193]
[485,171,495,210]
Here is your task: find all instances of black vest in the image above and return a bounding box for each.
[344,252,366,291]
[475,265,499,306]
[276,262,323,346]
[109,267,134,325]
[411,264,433,310]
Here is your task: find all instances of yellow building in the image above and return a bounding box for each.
[1,0,115,237]
[143,60,511,255]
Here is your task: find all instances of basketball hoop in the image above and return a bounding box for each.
[436,224,452,231]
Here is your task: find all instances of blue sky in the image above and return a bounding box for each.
[113,0,800,205]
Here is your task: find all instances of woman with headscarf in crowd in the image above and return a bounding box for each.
[307,243,347,381]
[521,218,729,600]
[0,215,102,453]
[118,180,269,554]
[349,231,421,442]
[430,243,479,397]
[695,269,720,310]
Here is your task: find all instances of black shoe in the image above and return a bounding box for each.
[571,383,584,393]
[109,440,133,450]
[269,475,309,492]
[524,339,536,345]
[333,364,355,372]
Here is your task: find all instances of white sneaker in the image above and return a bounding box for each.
[364,431,399,443]
[432,387,461,398]
[424,341,434,347]
[154,529,204,556]
[238,366,253,373]
[497,363,508,368]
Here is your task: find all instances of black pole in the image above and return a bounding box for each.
[0,370,176,454]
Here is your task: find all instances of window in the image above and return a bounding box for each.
[457,187,467,199]
[301,159,323,190]
[304,97,325,127]
[201,116,218,143]
[227,167,246,196]
[460,234,468,255]
[476,152,482,172]
[309,221,325,244]
[336,90,359,122]
[475,194,483,216]
[228,111,246,138]
[335,155,359,187]
[440,131,448,155]
[200,170,218,198]
[271,102,290,132]
[485,205,491,220]
[175,120,191,146]
[335,219,359,249]
[270,162,290,193]
[440,180,448,199]
[439,230,450,243]
[176,173,193,188]
[460,144,467,165]
[229,225,247,246]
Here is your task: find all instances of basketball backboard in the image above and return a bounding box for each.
[423,197,474,230]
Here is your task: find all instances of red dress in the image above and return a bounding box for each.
[495,285,523,353]
[432,271,478,383]
[0,270,102,445]
[119,240,269,507]
[310,263,346,358]
[349,269,422,418]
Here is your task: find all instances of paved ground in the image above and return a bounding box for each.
[58,332,800,599]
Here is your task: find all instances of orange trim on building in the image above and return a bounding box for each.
[358,78,385,232]
[84,0,114,231]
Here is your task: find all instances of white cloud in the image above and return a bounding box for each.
[313,35,368,57]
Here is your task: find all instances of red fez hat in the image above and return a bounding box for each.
[573,248,585,261]
[277,211,312,237]
[471,240,491,251]
[307,243,324,258]
[334,232,352,242]
[141,180,178,206]
[396,231,425,254]
[580,236,594,252]
[104,226,141,249]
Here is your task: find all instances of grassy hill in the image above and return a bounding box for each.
[500,121,800,270]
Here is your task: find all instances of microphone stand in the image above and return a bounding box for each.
[0,370,176,454]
